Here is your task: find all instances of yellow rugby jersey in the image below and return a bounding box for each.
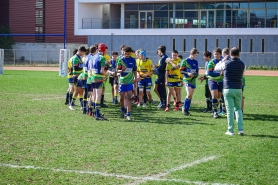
[166,58,181,82]
[131,53,136,58]
[67,56,74,79]
[137,58,153,79]
[103,54,111,62]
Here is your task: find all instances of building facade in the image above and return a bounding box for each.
[0,0,87,44]
[75,0,278,66]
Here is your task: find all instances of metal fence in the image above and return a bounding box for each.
[2,49,278,68]
[3,49,60,66]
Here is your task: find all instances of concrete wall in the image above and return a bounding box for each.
[88,35,278,67]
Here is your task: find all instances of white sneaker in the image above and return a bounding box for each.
[126,116,131,121]
[69,106,75,110]
[225,131,234,136]
[142,103,147,108]
[238,130,244,136]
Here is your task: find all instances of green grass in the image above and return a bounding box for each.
[0,70,278,185]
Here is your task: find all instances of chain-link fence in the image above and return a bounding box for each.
[2,49,278,68]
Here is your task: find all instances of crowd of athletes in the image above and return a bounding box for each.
[64,43,245,134]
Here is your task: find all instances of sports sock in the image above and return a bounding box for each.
[185,99,192,112]
[70,96,77,106]
[69,93,73,103]
[79,98,83,107]
[101,95,104,105]
[65,92,69,103]
[212,99,218,113]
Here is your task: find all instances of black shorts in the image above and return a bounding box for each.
[109,76,118,86]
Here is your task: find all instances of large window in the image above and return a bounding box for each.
[35,0,45,42]
[123,2,278,29]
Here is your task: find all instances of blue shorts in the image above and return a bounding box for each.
[208,80,223,93]
[73,76,78,85]
[77,80,84,88]
[119,83,133,93]
[155,79,159,85]
[184,83,196,89]
[68,78,74,83]
[83,80,87,89]
[92,82,104,89]
[87,84,93,92]
[167,81,182,88]
[138,78,152,90]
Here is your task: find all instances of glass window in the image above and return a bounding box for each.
[249,2,265,9]
[216,10,232,28]
[184,3,199,9]
[232,10,248,28]
[169,3,184,10]
[200,2,215,9]
[266,9,278,28]
[184,11,199,28]
[216,2,232,9]
[125,4,138,10]
[266,2,278,9]
[250,9,266,28]
[154,3,168,10]
[169,11,184,28]
[125,11,138,28]
[139,3,153,10]
[232,2,248,9]
[154,11,168,28]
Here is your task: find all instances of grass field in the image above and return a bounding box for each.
[0,70,278,185]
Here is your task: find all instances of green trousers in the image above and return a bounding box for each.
[223,89,244,133]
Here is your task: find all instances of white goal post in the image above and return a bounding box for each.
[59,49,70,77]
[0,49,4,75]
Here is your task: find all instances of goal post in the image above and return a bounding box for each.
[59,49,70,77]
[0,49,4,75]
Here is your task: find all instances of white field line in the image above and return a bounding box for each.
[128,156,223,185]
[1,156,236,185]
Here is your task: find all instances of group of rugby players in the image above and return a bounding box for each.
[64,43,245,121]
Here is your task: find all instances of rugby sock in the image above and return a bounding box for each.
[83,98,87,111]
[95,103,101,117]
[79,98,83,108]
[126,112,130,116]
[70,96,77,106]
[69,93,73,103]
[206,98,211,110]
[65,92,69,103]
[121,107,126,112]
[219,100,223,112]
[185,99,192,112]
[183,98,187,109]
[212,99,218,113]
[114,96,118,101]
[221,96,226,112]
[101,95,104,105]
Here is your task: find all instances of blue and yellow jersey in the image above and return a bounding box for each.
[137,58,153,79]
[166,58,181,83]
[72,54,83,76]
[87,53,106,83]
[67,56,74,79]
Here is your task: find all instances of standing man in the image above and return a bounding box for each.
[215,47,245,136]
[154,45,168,109]
[69,46,87,110]
[118,46,137,121]
[87,43,108,120]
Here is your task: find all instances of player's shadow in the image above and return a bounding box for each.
[248,134,278,139]
[243,113,278,122]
